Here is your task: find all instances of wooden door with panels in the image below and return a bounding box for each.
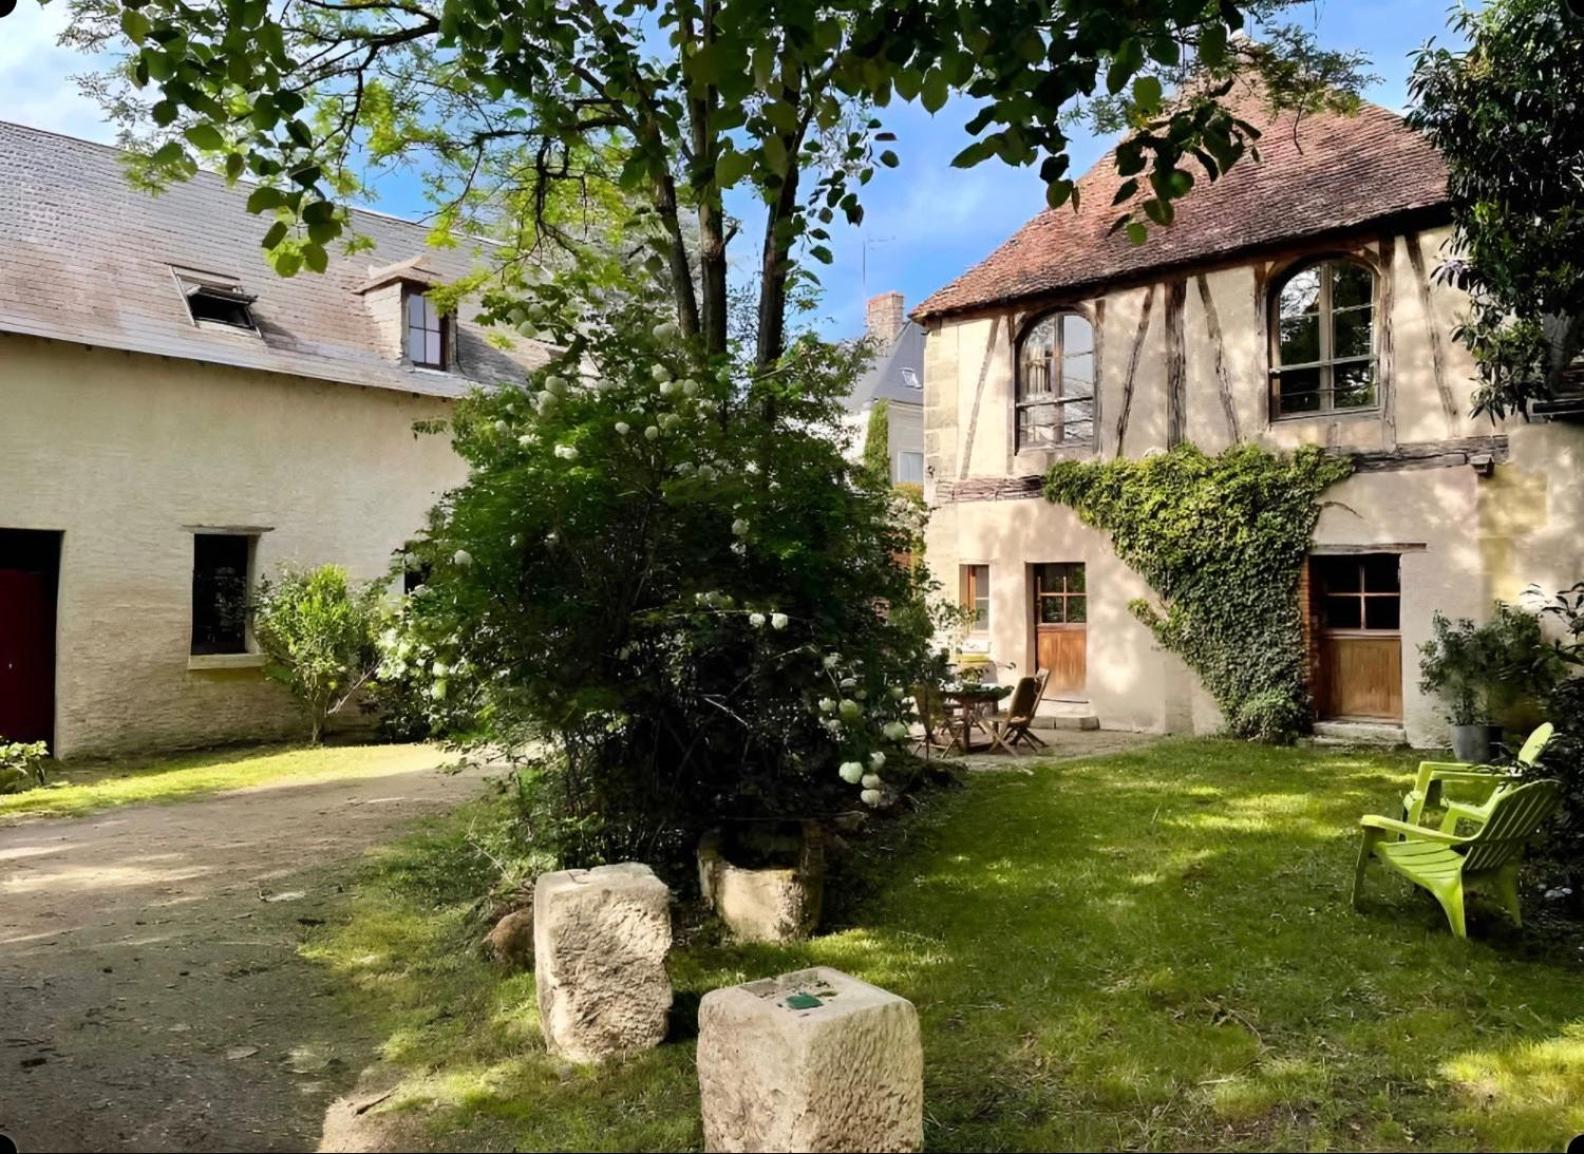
[1312,553,1403,721]
[1033,562,1086,698]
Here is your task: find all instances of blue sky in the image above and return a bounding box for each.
[1,0,1458,338]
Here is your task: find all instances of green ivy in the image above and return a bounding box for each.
[1044,444,1352,742]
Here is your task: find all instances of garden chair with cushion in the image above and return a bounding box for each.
[1402,722,1554,833]
[1353,777,1561,938]
[986,672,1049,755]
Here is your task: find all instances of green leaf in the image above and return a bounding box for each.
[224,152,246,182]
[152,100,179,127]
[262,220,289,250]
[246,186,287,214]
[302,243,329,274]
[921,69,949,115]
[272,248,303,277]
[879,150,899,168]
[120,8,151,45]
[1125,221,1148,245]
[184,124,226,152]
[1045,179,1074,210]
[1199,24,1228,69]
[1132,75,1163,116]
[150,140,185,166]
[714,149,753,189]
[250,96,279,132]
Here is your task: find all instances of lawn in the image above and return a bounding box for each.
[306,738,1584,1152]
[0,741,449,820]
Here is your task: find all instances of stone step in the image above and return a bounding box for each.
[1031,701,1100,731]
[1311,719,1408,747]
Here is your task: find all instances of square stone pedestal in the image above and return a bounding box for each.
[697,966,922,1152]
[533,862,672,1063]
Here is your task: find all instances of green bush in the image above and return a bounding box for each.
[254,564,388,743]
[1044,443,1351,741]
[387,273,944,870]
[1520,581,1584,911]
[0,741,49,795]
[1419,602,1565,726]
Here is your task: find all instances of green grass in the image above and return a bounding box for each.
[0,742,449,820]
[306,739,1584,1152]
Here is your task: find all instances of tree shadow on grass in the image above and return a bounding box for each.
[309,737,1584,1152]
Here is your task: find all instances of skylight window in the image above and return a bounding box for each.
[173,269,258,330]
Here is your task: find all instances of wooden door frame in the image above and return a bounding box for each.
[1308,551,1406,722]
[0,528,63,750]
[1029,561,1088,700]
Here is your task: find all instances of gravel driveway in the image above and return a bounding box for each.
[0,760,489,1153]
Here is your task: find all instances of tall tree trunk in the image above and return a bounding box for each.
[653,169,701,341]
[755,162,802,368]
[688,0,729,357]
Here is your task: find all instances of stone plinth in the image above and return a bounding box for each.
[533,863,672,1063]
[697,966,923,1152]
[697,823,824,943]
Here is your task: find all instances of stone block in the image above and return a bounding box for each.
[698,966,922,1152]
[533,863,672,1063]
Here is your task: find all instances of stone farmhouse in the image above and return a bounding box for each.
[0,121,547,757]
[914,84,1584,747]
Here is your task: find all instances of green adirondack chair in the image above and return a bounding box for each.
[1353,778,1561,938]
[1401,723,1554,831]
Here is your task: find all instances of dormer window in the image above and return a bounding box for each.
[174,269,257,330]
[405,291,447,369]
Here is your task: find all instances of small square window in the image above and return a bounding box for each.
[191,534,255,655]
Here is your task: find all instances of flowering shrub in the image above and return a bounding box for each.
[387,275,943,868]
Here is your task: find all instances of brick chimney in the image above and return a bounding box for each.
[866,291,905,346]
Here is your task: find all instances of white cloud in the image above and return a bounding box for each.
[0,5,114,140]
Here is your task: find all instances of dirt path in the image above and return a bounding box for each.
[0,761,492,1153]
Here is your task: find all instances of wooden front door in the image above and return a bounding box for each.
[1033,562,1086,697]
[0,530,61,746]
[1312,554,1403,721]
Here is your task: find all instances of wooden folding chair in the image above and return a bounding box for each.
[986,674,1049,754]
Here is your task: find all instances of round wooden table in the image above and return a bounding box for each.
[940,684,1012,753]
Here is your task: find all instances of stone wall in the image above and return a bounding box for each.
[0,333,466,757]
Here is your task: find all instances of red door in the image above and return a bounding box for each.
[0,568,56,744]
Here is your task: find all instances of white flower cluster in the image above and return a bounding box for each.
[811,651,916,809]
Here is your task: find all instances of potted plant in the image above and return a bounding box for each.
[1420,604,1565,763]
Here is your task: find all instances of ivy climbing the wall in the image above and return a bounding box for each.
[1044,444,1353,743]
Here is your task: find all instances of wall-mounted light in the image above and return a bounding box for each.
[1469,453,1496,478]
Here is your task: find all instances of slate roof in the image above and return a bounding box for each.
[845,321,925,413]
[0,120,550,398]
[915,82,1450,321]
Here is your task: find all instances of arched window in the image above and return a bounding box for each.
[1271,258,1378,417]
[1017,311,1095,449]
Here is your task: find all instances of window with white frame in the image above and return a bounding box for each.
[895,450,924,485]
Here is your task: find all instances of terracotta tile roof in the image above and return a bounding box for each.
[0,120,551,397]
[915,83,1449,321]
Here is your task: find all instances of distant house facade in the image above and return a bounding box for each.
[845,291,925,485]
[915,86,1584,747]
[0,122,547,757]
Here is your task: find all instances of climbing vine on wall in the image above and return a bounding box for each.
[1044,444,1353,742]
